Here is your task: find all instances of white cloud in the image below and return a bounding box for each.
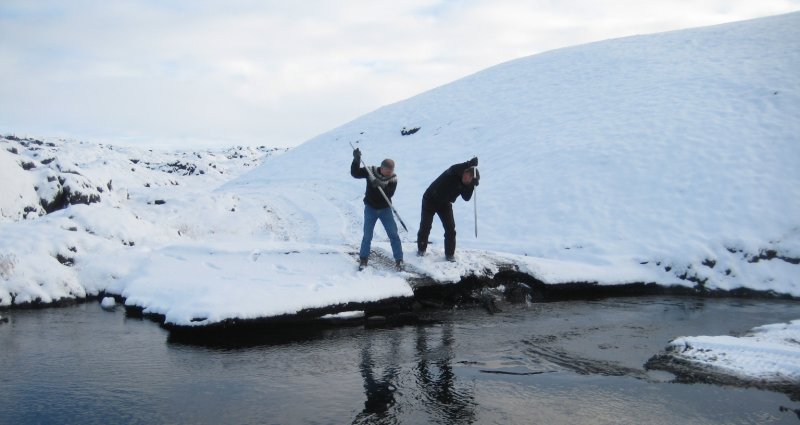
[1,0,798,147]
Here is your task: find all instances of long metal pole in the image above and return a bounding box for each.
[473,166,478,238]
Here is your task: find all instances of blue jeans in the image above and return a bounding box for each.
[360,204,403,261]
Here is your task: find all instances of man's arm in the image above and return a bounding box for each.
[459,157,478,201]
[384,179,397,199]
[461,183,475,202]
[448,156,478,177]
[351,149,368,178]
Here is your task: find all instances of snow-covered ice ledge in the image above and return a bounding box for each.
[647,320,800,400]
[109,243,415,327]
[106,243,796,330]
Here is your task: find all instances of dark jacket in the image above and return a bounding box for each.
[423,160,479,206]
[351,157,397,209]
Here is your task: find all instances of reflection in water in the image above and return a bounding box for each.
[354,330,400,424]
[413,324,476,424]
[354,323,477,424]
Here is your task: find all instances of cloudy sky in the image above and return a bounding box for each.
[1,1,798,148]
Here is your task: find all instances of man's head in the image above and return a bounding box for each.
[462,167,479,185]
[379,159,395,177]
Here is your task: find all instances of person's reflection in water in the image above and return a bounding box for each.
[353,329,401,424]
[414,323,476,424]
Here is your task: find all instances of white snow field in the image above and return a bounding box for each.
[0,12,799,384]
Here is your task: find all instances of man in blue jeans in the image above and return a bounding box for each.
[351,147,403,271]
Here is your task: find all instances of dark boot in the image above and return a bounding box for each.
[395,259,403,271]
[358,257,368,271]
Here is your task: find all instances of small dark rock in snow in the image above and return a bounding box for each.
[401,127,420,136]
[56,254,74,266]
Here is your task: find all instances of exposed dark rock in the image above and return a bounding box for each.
[164,161,197,175]
[504,281,533,303]
[41,192,68,213]
[748,249,800,265]
[702,258,716,268]
[401,127,420,136]
[39,182,102,214]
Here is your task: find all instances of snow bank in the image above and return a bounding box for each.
[662,320,800,384]
[0,149,40,221]
[114,242,411,326]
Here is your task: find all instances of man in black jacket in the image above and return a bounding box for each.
[351,148,403,271]
[417,157,479,261]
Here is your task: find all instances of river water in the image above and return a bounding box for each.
[1,296,799,424]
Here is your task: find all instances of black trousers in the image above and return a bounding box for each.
[417,198,456,256]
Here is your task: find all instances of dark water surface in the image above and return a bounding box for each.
[1,297,799,424]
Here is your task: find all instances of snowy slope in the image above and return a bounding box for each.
[228,11,800,295]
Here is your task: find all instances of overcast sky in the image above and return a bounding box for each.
[1,1,798,148]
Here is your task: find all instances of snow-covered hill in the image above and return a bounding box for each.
[1,12,798,321]
[229,12,800,294]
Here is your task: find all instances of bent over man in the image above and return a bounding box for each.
[351,147,403,271]
[417,157,480,261]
